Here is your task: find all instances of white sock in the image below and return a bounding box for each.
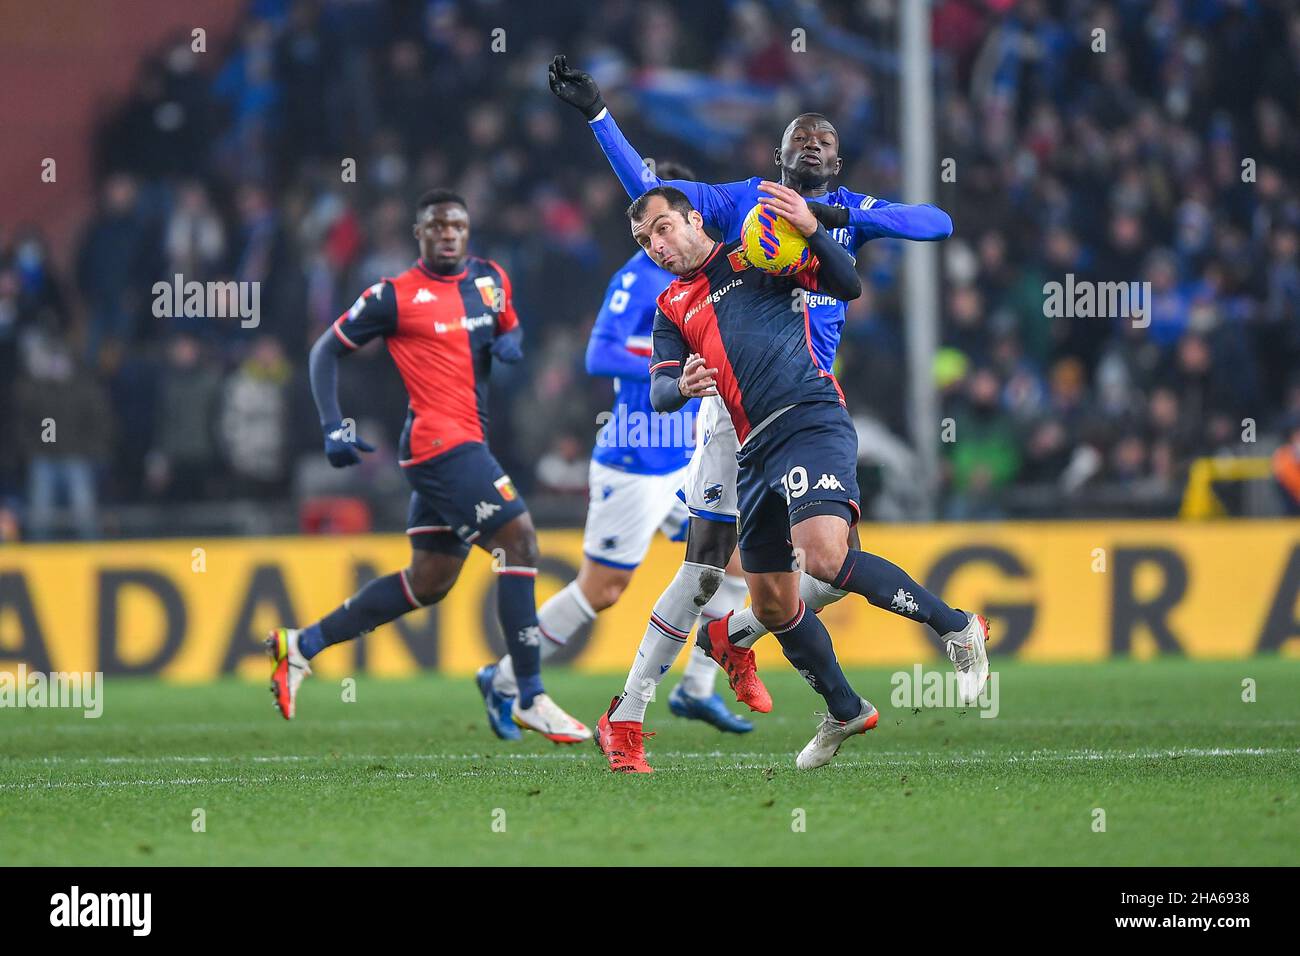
[493,580,595,695]
[730,573,847,648]
[679,574,748,697]
[680,645,719,698]
[610,561,722,722]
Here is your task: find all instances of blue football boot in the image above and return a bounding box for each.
[668,684,754,733]
[476,664,522,741]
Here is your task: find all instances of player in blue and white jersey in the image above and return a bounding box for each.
[477,164,754,740]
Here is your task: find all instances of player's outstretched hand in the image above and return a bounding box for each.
[679,353,719,398]
[491,334,523,364]
[758,180,818,237]
[322,421,375,468]
[548,55,606,120]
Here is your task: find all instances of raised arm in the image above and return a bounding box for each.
[548,55,743,230]
[811,193,953,243]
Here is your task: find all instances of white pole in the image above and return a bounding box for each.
[900,0,940,520]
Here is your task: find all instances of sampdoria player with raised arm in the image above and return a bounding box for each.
[609,184,986,771]
[546,56,988,757]
[477,161,754,740]
[266,189,590,744]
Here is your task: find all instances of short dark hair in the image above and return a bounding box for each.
[627,185,695,223]
[416,189,467,215]
[655,160,696,181]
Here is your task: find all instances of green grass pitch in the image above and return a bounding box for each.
[2,659,1297,866]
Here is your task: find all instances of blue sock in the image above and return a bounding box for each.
[496,568,543,707]
[300,572,420,660]
[770,602,860,721]
[832,550,967,636]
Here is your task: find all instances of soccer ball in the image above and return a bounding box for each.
[740,203,811,275]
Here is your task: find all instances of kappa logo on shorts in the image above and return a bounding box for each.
[493,475,517,501]
[474,500,501,524]
[601,535,619,551]
[703,483,724,504]
[813,473,845,491]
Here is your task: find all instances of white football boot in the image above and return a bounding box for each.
[942,612,990,705]
[512,693,592,744]
[796,697,879,770]
[266,627,312,720]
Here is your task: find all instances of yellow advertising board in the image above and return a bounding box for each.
[2,520,1298,680]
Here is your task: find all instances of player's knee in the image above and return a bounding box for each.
[800,546,846,585]
[692,566,724,609]
[751,591,797,630]
[589,578,627,611]
[494,522,539,568]
[407,562,454,605]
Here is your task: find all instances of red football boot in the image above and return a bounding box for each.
[594,697,655,774]
[704,612,773,713]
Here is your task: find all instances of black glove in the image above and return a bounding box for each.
[548,54,605,121]
[809,203,850,229]
[322,421,375,468]
[491,333,523,364]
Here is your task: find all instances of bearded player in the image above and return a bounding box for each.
[476,161,753,739]
[599,185,986,772]
[547,57,988,755]
[266,189,590,744]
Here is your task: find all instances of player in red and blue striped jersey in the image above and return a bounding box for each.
[266,189,590,744]
[599,186,988,772]
[479,163,754,737]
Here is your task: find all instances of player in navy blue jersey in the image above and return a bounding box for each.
[590,185,988,771]
[477,163,754,739]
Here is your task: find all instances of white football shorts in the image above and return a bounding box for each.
[680,394,740,522]
[583,460,691,568]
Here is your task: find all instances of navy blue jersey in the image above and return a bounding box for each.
[588,251,698,475]
[650,240,841,444]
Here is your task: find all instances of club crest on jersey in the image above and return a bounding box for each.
[728,249,750,272]
[474,275,499,310]
[493,475,517,501]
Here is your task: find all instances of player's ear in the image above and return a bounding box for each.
[688,209,704,231]
[833,157,843,176]
[773,145,782,168]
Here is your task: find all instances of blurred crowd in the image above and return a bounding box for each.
[2,0,1298,538]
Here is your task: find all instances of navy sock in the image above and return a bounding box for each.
[832,550,967,636]
[770,601,860,721]
[301,572,420,660]
[496,568,543,707]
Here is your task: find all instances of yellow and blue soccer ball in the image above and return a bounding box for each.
[740,203,811,275]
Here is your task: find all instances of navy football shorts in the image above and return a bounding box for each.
[735,401,861,574]
[404,442,528,558]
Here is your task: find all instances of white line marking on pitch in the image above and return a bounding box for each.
[3,745,1295,793]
